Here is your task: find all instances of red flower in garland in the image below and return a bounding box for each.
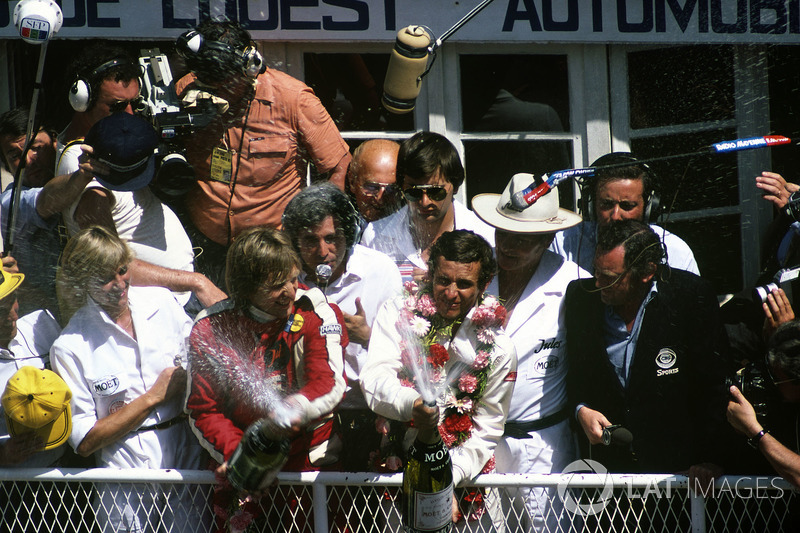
[494,305,507,325]
[442,412,473,434]
[427,343,450,368]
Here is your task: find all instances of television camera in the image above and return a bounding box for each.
[138,48,218,198]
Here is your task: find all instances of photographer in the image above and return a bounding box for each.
[727,320,800,489]
[174,18,351,285]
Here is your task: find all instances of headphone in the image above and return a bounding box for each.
[69,57,140,113]
[176,29,266,80]
[579,152,661,224]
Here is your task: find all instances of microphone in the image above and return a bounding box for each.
[382,26,432,114]
[601,425,633,447]
[315,264,332,294]
[14,0,63,45]
[506,168,596,212]
[506,134,796,212]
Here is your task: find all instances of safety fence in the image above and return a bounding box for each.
[0,469,796,533]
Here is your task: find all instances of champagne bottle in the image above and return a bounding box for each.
[227,418,290,492]
[402,404,453,533]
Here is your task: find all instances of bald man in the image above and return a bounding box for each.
[346,139,401,222]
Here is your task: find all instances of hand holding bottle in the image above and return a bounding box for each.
[412,397,439,439]
[266,396,304,438]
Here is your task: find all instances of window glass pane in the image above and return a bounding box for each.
[630,128,739,213]
[768,46,800,180]
[303,53,414,132]
[463,140,574,208]
[664,216,741,294]
[628,46,734,130]
[460,55,569,133]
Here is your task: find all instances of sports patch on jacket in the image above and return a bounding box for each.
[655,348,679,377]
[319,324,342,336]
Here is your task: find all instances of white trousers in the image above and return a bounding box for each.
[494,419,577,533]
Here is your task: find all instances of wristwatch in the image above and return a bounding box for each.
[747,429,768,449]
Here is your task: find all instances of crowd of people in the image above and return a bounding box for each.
[0,16,799,533]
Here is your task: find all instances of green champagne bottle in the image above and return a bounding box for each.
[402,410,454,533]
[227,418,290,492]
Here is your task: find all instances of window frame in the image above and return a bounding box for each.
[277,39,774,292]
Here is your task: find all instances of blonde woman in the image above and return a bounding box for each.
[51,225,207,533]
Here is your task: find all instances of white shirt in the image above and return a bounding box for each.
[487,251,588,422]
[57,141,195,305]
[0,310,62,467]
[360,201,496,280]
[299,245,402,410]
[550,220,700,275]
[362,296,517,486]
[51,287,202,470]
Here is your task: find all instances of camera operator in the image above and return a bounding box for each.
[174,18,351,286]
[57,44,226,312]
[727,320,800,489]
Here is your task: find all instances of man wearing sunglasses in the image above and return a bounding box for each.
[727,320,800,491]
[346,139,401,223]
[58,44,143,166]
[551,152,699,276]
[565,220,728,513]
[360,131,494,281]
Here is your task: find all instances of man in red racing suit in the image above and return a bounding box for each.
[187,285,347,531]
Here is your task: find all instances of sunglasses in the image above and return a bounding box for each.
[109,97,144,114]
[403,185,448,202]
[361,181,398,197]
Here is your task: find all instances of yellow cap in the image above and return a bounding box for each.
[2,367,72,451]
[0,268,23,301]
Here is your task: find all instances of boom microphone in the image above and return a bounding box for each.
[5,0,63,253]
[506,134,795,212]
[601,425,633,447]
[382,0,499,114]
[382,26,432,115]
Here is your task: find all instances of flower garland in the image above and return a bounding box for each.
[396,280,507,449]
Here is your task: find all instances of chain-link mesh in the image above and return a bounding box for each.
[0,470,795,532]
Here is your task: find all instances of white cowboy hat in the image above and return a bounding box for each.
[472,173,582,234]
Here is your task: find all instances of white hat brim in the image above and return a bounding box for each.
[472,193,583,234]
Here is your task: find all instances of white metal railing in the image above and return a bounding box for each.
[0,469,796,532]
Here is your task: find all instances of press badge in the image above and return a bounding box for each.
[210,147,233,183]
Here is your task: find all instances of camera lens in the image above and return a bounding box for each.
[753,282,779,304]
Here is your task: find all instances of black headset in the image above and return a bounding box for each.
[176,29,266,81]
[69,57,140,113]
[579,152,661,224]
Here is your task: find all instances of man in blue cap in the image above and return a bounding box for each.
[64,112,225,312]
